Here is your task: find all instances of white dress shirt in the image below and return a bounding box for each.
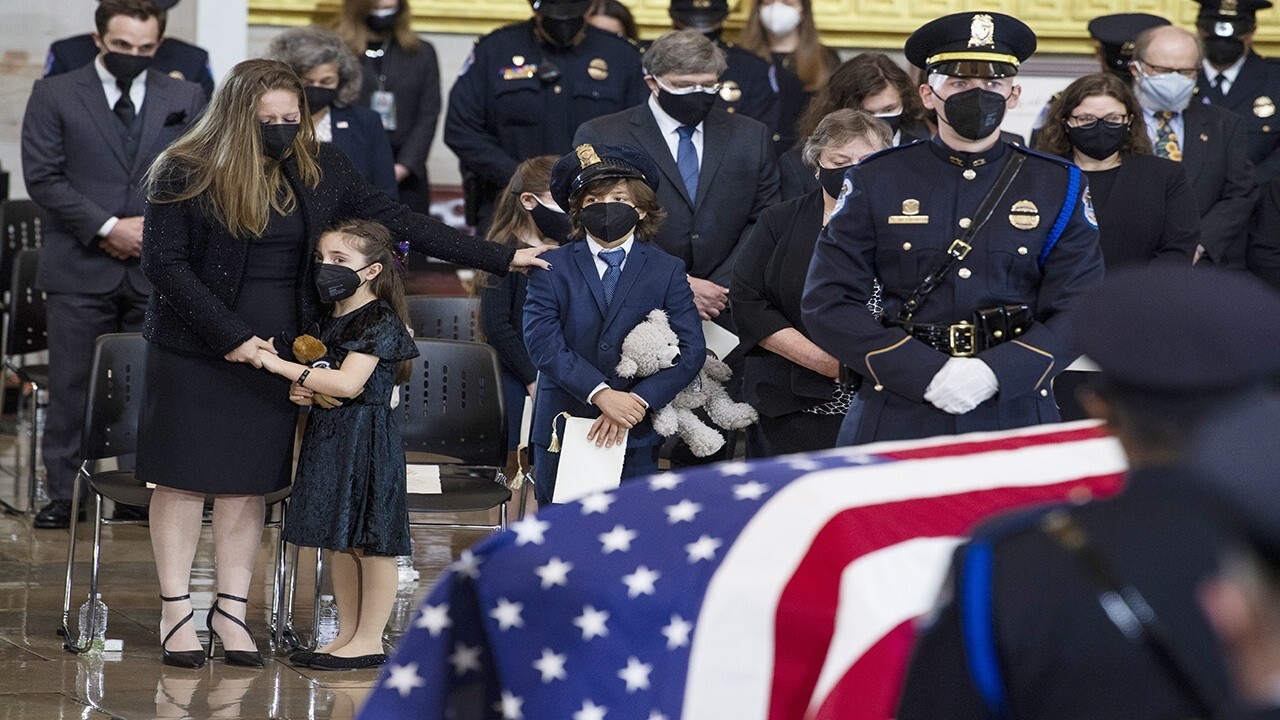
[647,94,704,170]
[95,56,149,238]
[584,235,648,407]
[1203,53,1247,95]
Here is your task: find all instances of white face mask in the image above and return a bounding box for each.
[759,3,802,36]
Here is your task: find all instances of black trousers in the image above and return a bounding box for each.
[43,281,148,500]
[746,410,842,459]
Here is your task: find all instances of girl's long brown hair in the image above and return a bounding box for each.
[147,59,322,238]
[325,219,413,383]
[475,155,558,291]
[1034,72,1153,159]
[796,53,926,140]
[737,0,834,93]
[334,0,421,57]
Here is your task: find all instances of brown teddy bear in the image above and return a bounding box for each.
[291,334,363,409]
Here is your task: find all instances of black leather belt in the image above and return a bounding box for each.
[889,320,984,357]
[887,304,1033,357]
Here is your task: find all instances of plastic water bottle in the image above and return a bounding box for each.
[315,595,339,647]
[77,594,108,651]
[396,555,419,584]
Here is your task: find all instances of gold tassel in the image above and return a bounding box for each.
[512,443,528,488]
[547,412,571,453]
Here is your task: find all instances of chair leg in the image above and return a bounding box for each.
[311,548,325,649]
[61,468,86,650]
[499,501,508,531]
[86,494,104,647]
[516,481,529,522]
[270,502,291,648]
[26,381,41,513]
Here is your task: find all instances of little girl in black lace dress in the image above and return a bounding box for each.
[259,219,418,671]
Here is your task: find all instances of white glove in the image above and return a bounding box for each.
[923,357,999,415]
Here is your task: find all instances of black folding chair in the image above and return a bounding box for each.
[4,250,48,512]
[406,295,482,342]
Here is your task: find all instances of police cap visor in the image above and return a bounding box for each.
[531,0,591,20]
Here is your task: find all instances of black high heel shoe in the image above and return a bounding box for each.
[159,593,207,669]
[205,593,264,668]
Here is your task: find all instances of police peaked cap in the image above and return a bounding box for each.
[904,11,1037,78]
[1087,14,1172,75]
[530,0,592,20]
[669,0,731,26]
[1196,0,1273,36]
[550,144,661,212]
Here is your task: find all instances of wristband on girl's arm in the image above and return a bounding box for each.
[297,368,310,387]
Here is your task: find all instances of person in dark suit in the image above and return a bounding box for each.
[733,109,890,457]
[1193,0,1280,183]
[1132,25,1259,269]
[524,144,705,504]
[21,0,206,529]
[780,53,930,200]
[268,26,398,198]
[337,0,442,213]
[1247,176,1280,290]
[574,29,781,326]
[897,265,1280,720]
[44,0,215,101]
[138,59,547,668]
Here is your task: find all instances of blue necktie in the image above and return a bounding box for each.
[599,247,626,305]
[676,125,700,202]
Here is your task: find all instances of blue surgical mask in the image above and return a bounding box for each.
[1135,66,1197,113]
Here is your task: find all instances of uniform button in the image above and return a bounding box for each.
[1040,389,1049,397]
[958,268,972,279]
[691,233,699,240]
[874,384,884,392]
[772,133,781,142]
[958,217,971,228]
[902,242,912,251]
[963,169,977,180]
[600,343,610,351]
[1266,125,1273,133]
[554,85,562,94]
[1017,246,1028,255]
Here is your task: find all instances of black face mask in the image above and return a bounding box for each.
[657,88,718,127]
[102,52,154,83]
[261,123,300,160]
[530,201,572,243]
[577,202,639,243]
[1066,123,1129,161]
[875,112,904,136]
[937,87,1008,141]
[304,86,338,113]
[314,262,372,303]
[1204,35,1246,67]
[365,11,398,33]
[816,164,851,199]
[539,15,586,48]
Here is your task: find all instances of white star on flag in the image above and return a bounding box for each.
[649,474,683,491]
[383,662,426,697]
[623,566,660,598]
[661,615,693,649]
[685,535,723,563]
[617,656,653,692]
[452,549,482,579]
[786,457,824,471]
[533,647,568,683]
[647,712,669,720]
[414,603,451,636]
[449,643,482,676]
[489,597,525,631]
[580,492,616,514]
[573,605,610,640]
[534,557,573,589]
[665,499,702,524]
[598,524,637,554]
[511,517,550,546]
[497,690,524,720]
[574,699,608,720]
[733,480,768,501]
[719,461,752,476]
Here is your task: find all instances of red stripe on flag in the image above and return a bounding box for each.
[812,621,916,720]
[878,425,1112,462]
[766,473,1124,720]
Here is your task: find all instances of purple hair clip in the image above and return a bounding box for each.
[393,239,410,269]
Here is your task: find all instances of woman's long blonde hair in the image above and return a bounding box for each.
[147,59,322,238]
[334,0,421,57]
[737,0,833,93]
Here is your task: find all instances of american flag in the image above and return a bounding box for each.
[358,421,1127,720]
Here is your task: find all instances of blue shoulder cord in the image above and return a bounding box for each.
[960,540,1013,720]
[1038,165,1081,268]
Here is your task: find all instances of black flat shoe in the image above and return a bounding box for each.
[307,652,386,671]
[206,593,264,668]
[289,650,321,668]
[34,500,84,529]
[159,593,207,669]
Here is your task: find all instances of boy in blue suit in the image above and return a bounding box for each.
[524,144,705,504]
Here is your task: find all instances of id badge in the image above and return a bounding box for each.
[371,90,397,131]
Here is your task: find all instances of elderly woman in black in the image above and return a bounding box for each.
[139,59,546,668]
[732,109,890,457]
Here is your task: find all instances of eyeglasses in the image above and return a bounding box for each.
[1067,113,1131,129]
[655,77,722,95]
[1135,61,1199,81]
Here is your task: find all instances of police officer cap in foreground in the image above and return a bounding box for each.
[549,143,661,212]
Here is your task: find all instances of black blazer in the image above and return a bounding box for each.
[356,38,441,185]
[1247,174,1280,292]
[1089,153,1200,268]
[1196,52,1280,183]
[45,34,215,100]
[142,144,514,358]
[480,266,536,386]
[731,190,836,416]
[1165,101,1260,269]
[573,104,781,288]
[328,105,399,199]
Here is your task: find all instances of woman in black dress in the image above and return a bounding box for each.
[139,59,547,668]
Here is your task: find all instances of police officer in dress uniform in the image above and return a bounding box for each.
[666,0,781,143]
[801,11,1105,445]
[1029,13,1171,148]
[897,264,1280,720]
[445,0,648,230]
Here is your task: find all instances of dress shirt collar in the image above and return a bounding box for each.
[1203,53,1247,87]
[648,93,703,136]
[586,234,636,259]
[95,54,148,93]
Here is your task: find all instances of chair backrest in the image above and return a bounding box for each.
[7,249,46,356]
[396,339,505,467]
[0,200,45,294]
[406,295,482,342]
[80,333,147,462]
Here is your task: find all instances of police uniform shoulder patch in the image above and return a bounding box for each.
[458,50,476,77]
[1082,186,1098,229]
[830,177,853,217]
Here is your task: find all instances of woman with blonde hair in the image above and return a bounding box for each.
[138,58,546,669]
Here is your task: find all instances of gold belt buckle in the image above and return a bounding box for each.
[948,238,972,260]
[949,321,975,357]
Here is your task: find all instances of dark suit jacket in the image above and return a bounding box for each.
[523,240,705,448]
[22,64,205,295]
[573,104,781,289]
[1090,153,1200,268]
[356,38,440,185]
[732,190,838,416]
[1197,52,1280,183]
[141,144,514,358]
[1247,174,1280,291]
[328,105,399,199]
[45,34,214,100]
[1159,101,1260,269]
[481,265,536,386]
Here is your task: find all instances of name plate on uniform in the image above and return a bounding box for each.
[552,416,626,504]
[888,215,930,224]
[502,64,537,80]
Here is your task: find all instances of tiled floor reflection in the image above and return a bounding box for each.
[0,427,497,719]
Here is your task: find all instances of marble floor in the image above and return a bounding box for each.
[0,417,502,719]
